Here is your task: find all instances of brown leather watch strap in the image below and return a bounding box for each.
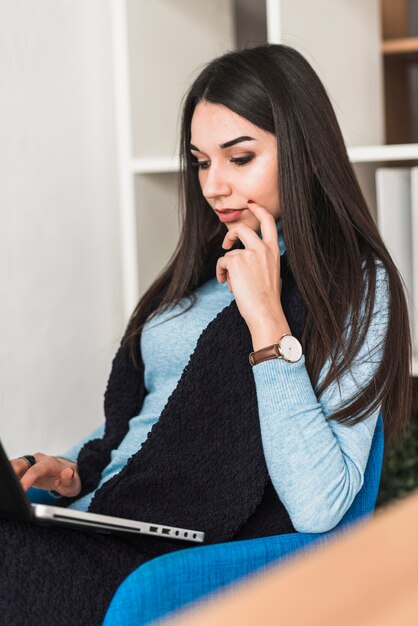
[248,343,283,366]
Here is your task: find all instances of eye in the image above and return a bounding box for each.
[191,160,210,170]
[230,155,254,166]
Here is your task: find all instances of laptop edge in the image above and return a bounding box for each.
[0,439,204,544]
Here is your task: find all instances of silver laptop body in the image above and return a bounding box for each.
[0,440,205,544]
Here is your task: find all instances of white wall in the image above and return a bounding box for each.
[0,0,124,457]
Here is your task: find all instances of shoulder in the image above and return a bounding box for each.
[351,257,390,362]
[338,257,390,370]
[371,257,389,288]
[361,256,390,318]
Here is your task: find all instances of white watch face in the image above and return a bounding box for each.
[279,335,303,363]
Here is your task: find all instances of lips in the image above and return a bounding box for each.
[215,208,246,213]
[215,208,247,223]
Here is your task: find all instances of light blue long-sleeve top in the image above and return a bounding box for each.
[63,220,389,532]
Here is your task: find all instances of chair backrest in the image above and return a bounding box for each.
[334,412,384,530]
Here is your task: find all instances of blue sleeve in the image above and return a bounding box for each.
[252,261,389,533]
[59,422,105,462]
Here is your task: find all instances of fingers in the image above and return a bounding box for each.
[20,461,51,491]
[246,201,279,248]
[10,458,33,480]
[56,466,75,487]
[222,202,279,251]
[216,255,228,284]
[18,456,81,498]
[217,202,280,287]
[216,254,244,285]
[222,224,263,251]
[52,467,81,498]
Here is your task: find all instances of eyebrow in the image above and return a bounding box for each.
[190,135,255,152]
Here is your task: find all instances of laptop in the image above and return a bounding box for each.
[0,440,205,544]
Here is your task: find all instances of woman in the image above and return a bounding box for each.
[3,44,412,625]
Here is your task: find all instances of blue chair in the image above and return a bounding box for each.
[29,414,384,626]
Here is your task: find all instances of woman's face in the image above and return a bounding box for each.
[190,101,280,232]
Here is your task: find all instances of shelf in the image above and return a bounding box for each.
[382,37,418,55]
[347,144,418,163]
[131,157,180,174]
[131,145,418,174]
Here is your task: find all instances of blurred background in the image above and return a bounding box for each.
[1,1,417,505]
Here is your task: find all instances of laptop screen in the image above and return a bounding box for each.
[0,440,33,522]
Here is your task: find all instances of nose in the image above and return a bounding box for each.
[200,163,232,201]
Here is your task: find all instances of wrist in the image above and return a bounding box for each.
[249,333,303,366]
[249,313,291,352]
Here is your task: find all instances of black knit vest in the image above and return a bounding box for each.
[61,249,307,553]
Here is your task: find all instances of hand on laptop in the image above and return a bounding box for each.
[11,454,82,497]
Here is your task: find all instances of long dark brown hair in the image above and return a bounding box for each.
[122,44,412,443]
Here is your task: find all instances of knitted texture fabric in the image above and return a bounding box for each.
[0,249,306,624]
[64,248,307,550]
[0,517,167,626]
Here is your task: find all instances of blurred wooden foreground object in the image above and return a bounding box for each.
[166,491,418,626]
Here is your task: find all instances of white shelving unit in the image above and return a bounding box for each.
[128,143,418,174]
[131,157,179,175]
[110,0,237,316]
[110,0,417,376]
[348,144,418,164]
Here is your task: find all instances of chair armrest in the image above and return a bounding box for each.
[103,529,345,626]
[103,414,383,626]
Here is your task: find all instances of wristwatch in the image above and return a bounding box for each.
[248,334,303,366]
